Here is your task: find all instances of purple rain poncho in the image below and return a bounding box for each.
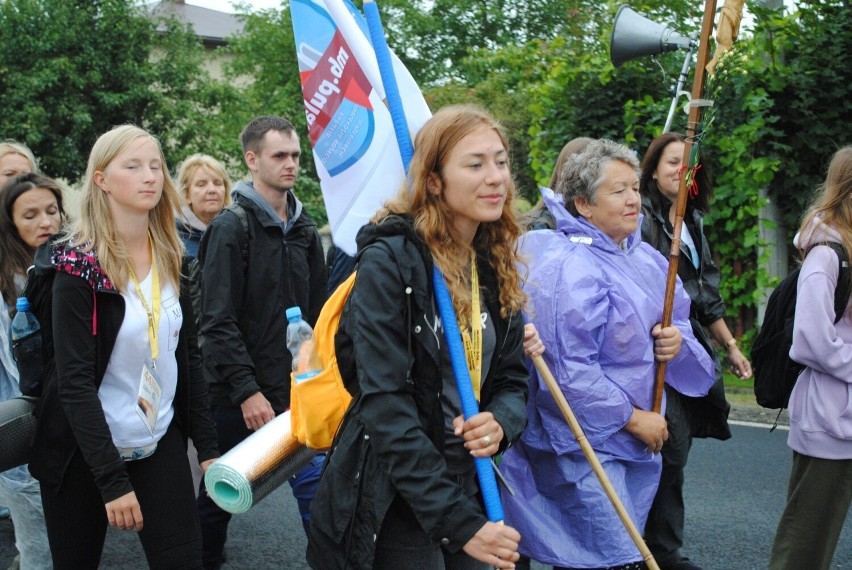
[501,188,714,568]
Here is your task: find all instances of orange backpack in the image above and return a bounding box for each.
[289,271,356,450]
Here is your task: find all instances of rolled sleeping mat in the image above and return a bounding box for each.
[0,396,37,473]
[204,411,316,514]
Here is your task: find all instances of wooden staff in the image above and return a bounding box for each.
[531,355,660,570]
[652,0,718,413]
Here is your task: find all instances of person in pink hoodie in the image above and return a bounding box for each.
[769,146,852,570]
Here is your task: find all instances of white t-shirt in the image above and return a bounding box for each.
[98,271,181,448]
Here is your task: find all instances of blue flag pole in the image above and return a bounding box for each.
[362,0,414,173]
[431,267,505,523]
[362,0,504,523]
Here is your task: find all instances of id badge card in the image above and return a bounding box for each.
[137,360,162,436]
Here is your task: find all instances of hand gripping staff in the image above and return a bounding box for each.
[531,354,661,568]
[363,0,505,523]
[653,0,718,414]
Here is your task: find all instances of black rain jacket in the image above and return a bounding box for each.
[641,196,731,440]
[307,215,529,570]
[28,243,219,502]
[197,186,328,413]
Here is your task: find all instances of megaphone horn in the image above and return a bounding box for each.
[610,5,692,67]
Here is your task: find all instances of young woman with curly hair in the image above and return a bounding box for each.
[307,105,529,570]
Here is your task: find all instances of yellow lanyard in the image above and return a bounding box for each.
[460,251,482,400]
[129,238,160,362]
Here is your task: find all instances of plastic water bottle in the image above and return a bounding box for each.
[11,297,44,396]
[286,307,322,383]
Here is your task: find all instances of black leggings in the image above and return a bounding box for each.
[40,420,202,569]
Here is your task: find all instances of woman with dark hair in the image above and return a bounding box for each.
[639,132,751,570]
[0,173,65,309]
[307,104,529,570]
[0,172,64,570]
[28,125,219,569]
[769,146,852,569]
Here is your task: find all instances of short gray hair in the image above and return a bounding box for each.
[556,139,639,216]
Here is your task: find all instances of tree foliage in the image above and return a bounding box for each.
[355,0,575,84]
[744,0,852,229]
[220,5,326,224]
[682,0,849,332]
[0,0,231,180]
[417,0,697,197]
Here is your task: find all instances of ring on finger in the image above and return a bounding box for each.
[483,434,492,446]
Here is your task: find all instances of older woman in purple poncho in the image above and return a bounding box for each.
[501,140,715,570]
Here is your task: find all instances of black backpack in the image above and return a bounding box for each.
[16,245,62,398]
[752,241,851,410]
[187,202,250,345]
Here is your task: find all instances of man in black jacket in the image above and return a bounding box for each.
[195,116,328,570]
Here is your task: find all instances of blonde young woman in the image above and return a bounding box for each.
[28,125,219,569]
[769,146,852,570]
[307,105,529,570]
[0,140,38,186]
[176,154,232,258]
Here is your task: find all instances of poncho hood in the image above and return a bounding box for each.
[542,186,645,255]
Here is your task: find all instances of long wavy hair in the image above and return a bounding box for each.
[376,104,526,320]
[798,147,852,271]
[68,125,183,293]
[0,173,65,310]
[640,132,713,214]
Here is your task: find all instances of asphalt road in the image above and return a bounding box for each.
[1,420,850,569]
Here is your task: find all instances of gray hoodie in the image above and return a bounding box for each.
[231,181,303,233]
[789,219,852,459]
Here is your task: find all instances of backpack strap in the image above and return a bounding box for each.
[219,203,250,272]
[808,241,851,323]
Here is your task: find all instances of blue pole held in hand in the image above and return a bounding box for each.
[432,266,504,523]
[362,0,414,172]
